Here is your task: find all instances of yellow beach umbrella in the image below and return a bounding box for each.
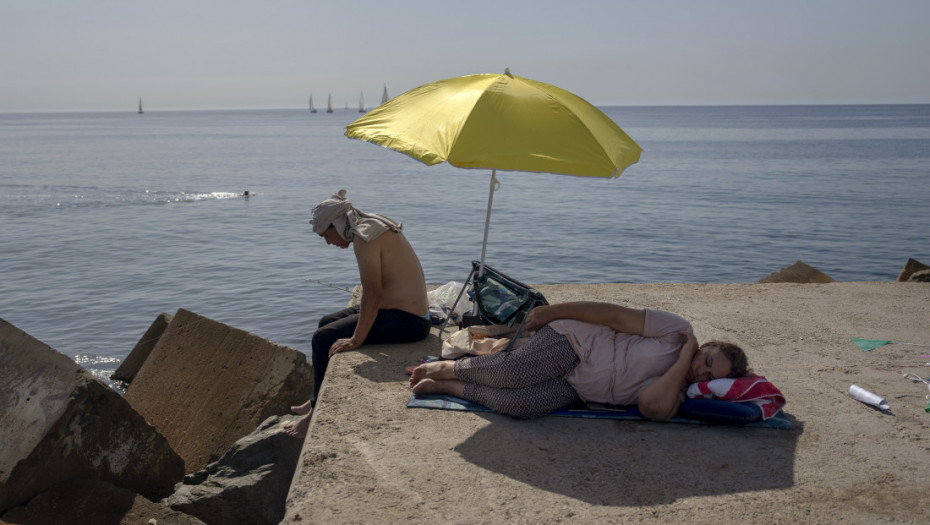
[346,69,642,270]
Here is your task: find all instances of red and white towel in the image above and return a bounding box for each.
[686,375,786,420]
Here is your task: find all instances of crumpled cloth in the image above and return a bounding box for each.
[441,325,533,359]
[686,375,786,420]
[310,189,402,242]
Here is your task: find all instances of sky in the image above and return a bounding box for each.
[2,0,929,112]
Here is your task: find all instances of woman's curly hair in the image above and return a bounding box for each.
[704,340,753,378]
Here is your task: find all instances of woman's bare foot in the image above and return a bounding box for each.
[411,378,440,395]
[411,378,466,398]
[283,411,312,438]
[290,399,313,416]
[409,360,456,386]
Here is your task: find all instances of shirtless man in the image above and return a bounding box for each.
[285,190,430,438]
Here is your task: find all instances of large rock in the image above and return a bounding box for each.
[758,260,835,283]
[0,478,206,525]
[907,269,930,282]
[164,415,304,525]
[110,312,173,384]
[123,308,313,474]
[0,318,185,513]
[897,258,930,282]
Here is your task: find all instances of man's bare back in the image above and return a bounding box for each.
[353,230,428,316]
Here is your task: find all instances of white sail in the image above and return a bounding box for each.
[309,93,317,113]
[358,91,365,113]
[381,84,389,105]
[138,97,144,114]
[326,94,333,113]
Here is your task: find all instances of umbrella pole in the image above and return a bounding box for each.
[478,170,500,278]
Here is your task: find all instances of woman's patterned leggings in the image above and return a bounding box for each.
[452,326,581,418]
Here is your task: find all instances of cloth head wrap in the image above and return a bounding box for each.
[309,189,402,242]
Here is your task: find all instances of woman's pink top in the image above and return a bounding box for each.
[549,309,692,405]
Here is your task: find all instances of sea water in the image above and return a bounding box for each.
[1,105,928,385]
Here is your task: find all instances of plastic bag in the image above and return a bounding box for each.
[428,281,473,323]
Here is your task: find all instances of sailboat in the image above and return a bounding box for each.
[309,93,317,113]
[358,91,365,113]
[137,97,144,114]
[381,84,389,105]
[326,94,334,113]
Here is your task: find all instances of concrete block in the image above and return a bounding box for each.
[758,260,835,283]
[0,318,185,513]
[123,309,313,474]
[111,312,173,384]
[897,257,929,282]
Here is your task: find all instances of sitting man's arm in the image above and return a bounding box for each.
[328,236,383,357]
[523,302,646,335]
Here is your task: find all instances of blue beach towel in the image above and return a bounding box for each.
[407,394,792,430]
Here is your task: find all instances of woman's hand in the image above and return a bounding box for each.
[680,331,699,358]
[638,331,700,421]
[328,337,361,357]
[522,306,551,332]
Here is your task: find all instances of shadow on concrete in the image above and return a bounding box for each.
[454,411,802,506]
[352,333,443,384]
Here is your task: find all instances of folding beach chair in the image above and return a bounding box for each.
[438,261,548,351]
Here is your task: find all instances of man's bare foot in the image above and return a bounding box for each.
[291,399,313,416]
[283,411,312,438]
[409,360,455,386]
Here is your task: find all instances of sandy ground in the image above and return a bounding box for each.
[283,282,930,524]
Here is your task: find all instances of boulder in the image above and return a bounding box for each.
[0,318,185,513]
[907,269,930,282]
[897,258,930,282]
[758,261,835,283]
[0,478,206,525]
[164,415,304,525]
[123,308,313,474]
[111,312,173,384]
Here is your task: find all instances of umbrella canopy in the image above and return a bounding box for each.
[346,70,641,178]
[345,70,642,270]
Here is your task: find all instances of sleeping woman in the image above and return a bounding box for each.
[409,302,751,420]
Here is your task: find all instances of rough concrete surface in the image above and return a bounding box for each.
[284,282,930,524]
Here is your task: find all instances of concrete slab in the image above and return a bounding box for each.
[284,282,930,524]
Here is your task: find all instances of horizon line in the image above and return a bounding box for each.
[4,101,930,115]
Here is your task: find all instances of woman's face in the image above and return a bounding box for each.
[686,344,732,383]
